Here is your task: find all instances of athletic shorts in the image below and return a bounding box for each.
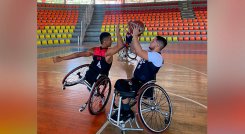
[114,78,154,99]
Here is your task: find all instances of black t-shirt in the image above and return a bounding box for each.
[133,52,162,83]
[89,47,112,76]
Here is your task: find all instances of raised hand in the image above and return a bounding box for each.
[132,25,142,37]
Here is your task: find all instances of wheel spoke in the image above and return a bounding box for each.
[139,85,172,133]
[141,107,152,113]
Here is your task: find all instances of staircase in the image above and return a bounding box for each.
[179,1,196,19]
[68,5,87,45]
[83,5,105,45]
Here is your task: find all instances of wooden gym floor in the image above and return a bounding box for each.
[38,43,207,134]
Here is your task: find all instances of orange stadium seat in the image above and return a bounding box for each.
[184,37,189,41]
[190,31,195,35]
[196,36,201,41]
[168,32,173,35]
[178,37,183,41]
[201,31,207,35]
[190,37,195,41]
[184,32,189,35]
[202,36,207,41]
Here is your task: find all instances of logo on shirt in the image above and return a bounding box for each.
[97,61,101,69]
[137,59,145,69]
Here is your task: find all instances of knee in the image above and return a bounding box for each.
[114,79,129,92]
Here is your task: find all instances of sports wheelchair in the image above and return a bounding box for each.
[108,80,172,134]
[118,45,137,60]
[62,64,112,115]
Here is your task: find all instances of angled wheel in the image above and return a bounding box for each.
[62,64,90,87]
[88,76,112,115]
[127,47,137,60]
[137,84,172,133]
[118,47,127,59]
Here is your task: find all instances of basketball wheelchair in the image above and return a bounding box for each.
[62,64,112,115]
[108,80,172,134]
[118,44,137,60]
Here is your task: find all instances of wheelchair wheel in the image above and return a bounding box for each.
[62,64,90,87]
[137,84,172,133]
[118,47,126,59]
[88,76,112,115]
[127,47,137,60]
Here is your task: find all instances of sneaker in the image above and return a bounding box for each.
[111,109,134,122]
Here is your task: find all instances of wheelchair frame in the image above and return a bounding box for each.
[107,80,172,134]
[62,64,112,115]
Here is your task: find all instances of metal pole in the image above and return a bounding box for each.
[80,20,83,45]
[78,36,80,46]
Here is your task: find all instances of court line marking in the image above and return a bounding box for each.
[38,71,128,78]
[39,62,207,133]
[167,91,207,109]
[96,121,109,134]
[165,62,207,76]
[96,92,207,134]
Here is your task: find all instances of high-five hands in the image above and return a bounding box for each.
[132,25,143,37]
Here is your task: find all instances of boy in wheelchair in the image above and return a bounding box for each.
[111,25,168,122]
[53,26,124,86]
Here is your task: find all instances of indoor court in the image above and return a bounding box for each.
[37,0,207,133]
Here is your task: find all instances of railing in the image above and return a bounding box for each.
[79,4,94,46]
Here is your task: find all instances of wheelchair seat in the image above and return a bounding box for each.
[114,79,138,98]
[117,91,136,98]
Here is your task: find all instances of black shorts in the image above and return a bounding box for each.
[114,78,143,93]
[114,78,154,99]
[84,69,99,86]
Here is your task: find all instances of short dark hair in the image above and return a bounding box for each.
[100,32,111,44]
[156,36,167,49]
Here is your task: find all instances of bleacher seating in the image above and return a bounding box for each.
[37,3,80,46]
[101,1,207,43]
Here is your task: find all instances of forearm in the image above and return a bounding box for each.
[108,30,124,55]
[132,35,143,54]
[61,52,90,61]
[116,29,124,48]
[60,53,79,61]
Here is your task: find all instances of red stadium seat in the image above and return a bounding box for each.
[200,26,205,30]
